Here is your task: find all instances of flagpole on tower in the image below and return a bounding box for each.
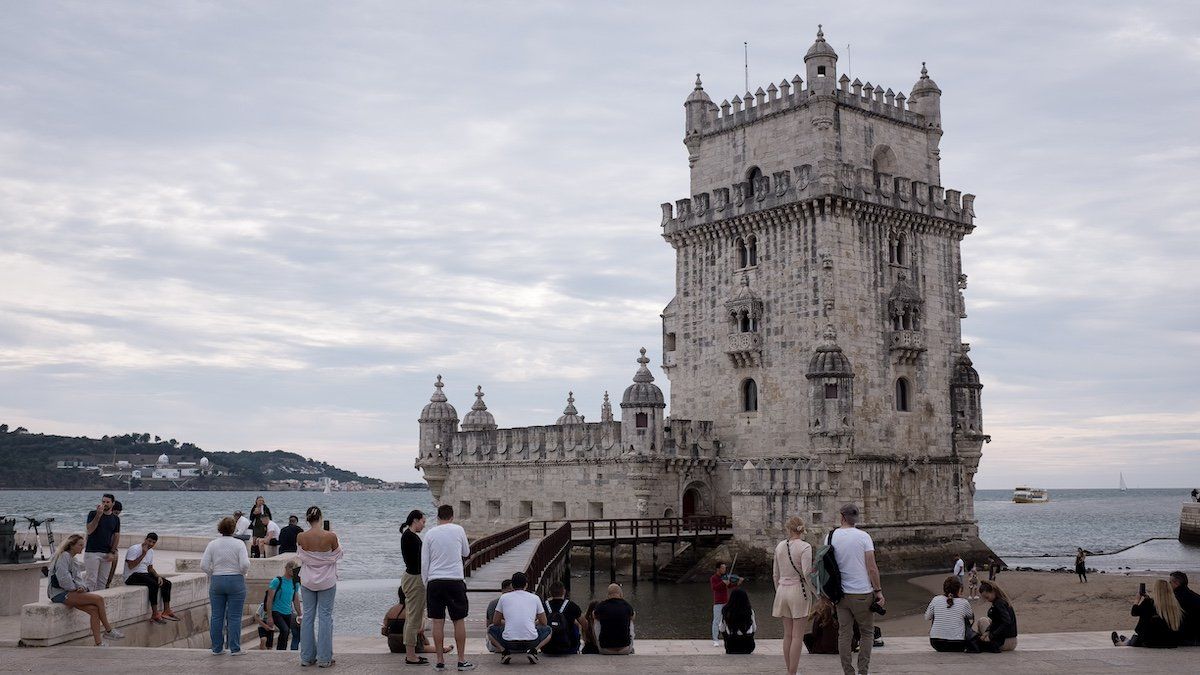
[744,41,749,92]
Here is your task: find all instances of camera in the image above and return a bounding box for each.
[869,601,886,616]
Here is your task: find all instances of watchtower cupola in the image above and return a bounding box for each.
[804,25,838,95]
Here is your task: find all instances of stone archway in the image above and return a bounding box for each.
[681,481,710,521]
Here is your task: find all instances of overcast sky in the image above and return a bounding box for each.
[2,1,1197,489]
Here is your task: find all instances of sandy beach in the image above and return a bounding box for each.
[876,569,1173,637]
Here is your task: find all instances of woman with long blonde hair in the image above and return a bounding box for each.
[1113,578,1183,647]
[772,516,813,675]
[48,534,125,646]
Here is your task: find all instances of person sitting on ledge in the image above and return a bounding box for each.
[488,572,552,664]
[593,583,636,655]
[484,578,513,653]
[925,576,973,652]
[973,580,1018,652]
[48,534,126,646]
[540,581,585,656]
[720,588,757,654]
[1170,572,1200,646]
[1113,579,1183,648]
[123,532,178,623]
[382,585,447,658]
[580,601,600,655]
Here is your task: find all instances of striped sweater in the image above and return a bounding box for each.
[924,596,974,640]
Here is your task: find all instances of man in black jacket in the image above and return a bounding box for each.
[1170,571,1200,646]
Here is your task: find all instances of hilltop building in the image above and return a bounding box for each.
[417,28,993,569]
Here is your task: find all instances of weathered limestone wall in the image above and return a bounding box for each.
[1180,503,1200,544]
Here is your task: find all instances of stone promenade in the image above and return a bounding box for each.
[1,637,1195,674]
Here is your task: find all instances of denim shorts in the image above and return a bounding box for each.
[51,591,69,604]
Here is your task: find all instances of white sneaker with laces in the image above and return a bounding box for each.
[103,629,126,640]
[712,640,720,647]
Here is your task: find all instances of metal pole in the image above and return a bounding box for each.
[631,542,639,585]
[609,543,616,584]
[590,544,596,587]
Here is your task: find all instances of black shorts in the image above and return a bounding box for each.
[426,579,469,621]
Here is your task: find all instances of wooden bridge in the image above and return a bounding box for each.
[463,516,733,593]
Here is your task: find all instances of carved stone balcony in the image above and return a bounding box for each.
[888,330,925,364]
[726,332,762,367]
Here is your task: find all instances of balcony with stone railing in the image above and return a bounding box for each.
[726,332,762,367]
[888,330,926,364]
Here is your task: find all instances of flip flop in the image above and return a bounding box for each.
[404,657,429,665]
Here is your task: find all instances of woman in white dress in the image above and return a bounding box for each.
[773,516,813,675]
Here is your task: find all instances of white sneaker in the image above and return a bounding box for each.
[103,629,126,640]
[712,640,720,647]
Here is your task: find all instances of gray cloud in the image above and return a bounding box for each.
[1,1,1197,488]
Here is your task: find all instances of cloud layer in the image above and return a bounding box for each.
[1,1,1197,487]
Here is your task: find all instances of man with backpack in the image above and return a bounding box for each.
[830,503,884,675]
[540,581,584,656]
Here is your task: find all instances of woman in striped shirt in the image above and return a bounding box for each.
[925,576,974,652]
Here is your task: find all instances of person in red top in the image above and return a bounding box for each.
[710,562,731,646]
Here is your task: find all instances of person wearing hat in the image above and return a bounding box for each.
[832,503,884,675]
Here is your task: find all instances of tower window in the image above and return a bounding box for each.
[746,166,763,199]
[824,383,839,399]
[635,412,648,428]
[664,332,677,351]
[736,237,748,268]
[895,378,910,412]
[741,379,759,412]
[896,235,907,265]
[747,235,758,266]
[817,66,827,77]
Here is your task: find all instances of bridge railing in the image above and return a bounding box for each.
[528,515,731,540]
[524,522,572,597]
[464,522,529,577]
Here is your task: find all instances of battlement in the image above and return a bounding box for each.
[689,72,928,139]
[661,163,974,236]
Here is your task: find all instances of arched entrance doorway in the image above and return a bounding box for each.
[682,483,707,521]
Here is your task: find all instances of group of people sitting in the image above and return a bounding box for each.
[1112,572,1200,648]
[923,576,1018,653]
[382,574,638,662]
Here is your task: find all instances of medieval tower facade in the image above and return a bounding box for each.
[417,28,993,569]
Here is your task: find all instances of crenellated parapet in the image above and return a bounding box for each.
[661,163,975,239]
[445,421,622,464]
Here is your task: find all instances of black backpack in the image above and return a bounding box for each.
[542,598,575,654]
[812,530,844,602]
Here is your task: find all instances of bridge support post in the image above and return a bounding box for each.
[652,542,658,583]
[589,544,595,587]
[609,543,616,584]
[631,543,638,585]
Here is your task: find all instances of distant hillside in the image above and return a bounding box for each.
[0,425,384,490]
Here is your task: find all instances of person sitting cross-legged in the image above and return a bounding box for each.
[593,583,636,655]
[488,572,553,664]
[124,532,178,623]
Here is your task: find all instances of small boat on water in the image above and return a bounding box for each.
[1013,486,1050,503]
[1119,473,1128,491]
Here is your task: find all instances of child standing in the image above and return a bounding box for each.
[966,564,981,600]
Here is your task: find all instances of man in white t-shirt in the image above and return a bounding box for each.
[421,504,474,672]
[952,555,965,585]
[233,510,252,542]
[265,518,282,557]
[124,532,178,623]
[831,503,884,675]
[488,572,552,664]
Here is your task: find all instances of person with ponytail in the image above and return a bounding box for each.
[974,580,1018,652]
[48,533,125,646]
[296,506,343,667]
[924,575,974,652]
[1113,578,1183,648]
[399,509,429,665]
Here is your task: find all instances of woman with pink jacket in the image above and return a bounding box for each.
[296,506,344,668]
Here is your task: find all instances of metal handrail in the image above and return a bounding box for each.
[464,522,529,576]
[524,522,572,597]
[527,515,731,539]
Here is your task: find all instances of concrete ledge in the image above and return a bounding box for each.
[17,533,214,553]
[175,553,297,610]
[20,573,209,647]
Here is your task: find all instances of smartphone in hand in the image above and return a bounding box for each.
[1138,582,1146,597]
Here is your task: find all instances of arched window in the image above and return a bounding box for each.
[824,383,839,399]
[746,235,758,266]
[895,378,910,412]
[746,166,763,198]
[895,234,907,266]
[741,379,759,412]
[635,412,648,428]
[735,237,748,268]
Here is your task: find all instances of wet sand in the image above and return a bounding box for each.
[876,570,1165,637]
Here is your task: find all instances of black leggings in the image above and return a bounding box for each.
[930,638,968,652]
[273,612,293,650]
[126,573,172,608]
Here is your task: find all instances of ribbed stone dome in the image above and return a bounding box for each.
[419,375,459,422]
[953,349,981,386]
[555,391,586,425]
[460,385,497,430]
[686,74,713,103]
[806,326,855,379]
[621,348,666,408]
[805,25,838,61]
[910,62,941,97]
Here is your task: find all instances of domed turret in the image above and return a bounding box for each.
[908,62,942,128]
[419,375,459,423]
[684,73,717,136]
[556,392,585,425]
[952,344,984,436]
[461,385,497,431]
[621,348,665,408]
[806,326,855,438]
[807,327,854,378]
[804,25,838,95]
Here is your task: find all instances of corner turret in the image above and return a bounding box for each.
[804,25,838,95]
[460,385,497,431]
[620,348,666,455]
[908,62,942,129]
[417,375,459,501]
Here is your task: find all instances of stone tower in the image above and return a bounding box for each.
[620,348,666,456]
[416,375,458,502]
[660,27,992,568]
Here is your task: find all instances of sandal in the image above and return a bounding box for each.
[405,657,429,665]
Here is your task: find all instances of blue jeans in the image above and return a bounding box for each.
[209,574,247,654]
[712,604,724,641]
[300,585,336,665]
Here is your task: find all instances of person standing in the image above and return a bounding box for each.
[297,506,343,668]
[709,561,730,646]
[201,516,251,655]
[966,563,980,600]
[421,504,474,672]
[773,516,812,675]
[265,518,281,557]
[1074,548,1088,583]
[264,560,302,651]
[83,494,120,590]
[400,509,429,665]
[832,503,884,675]
[278,515,303,554]
[123,532,178,623]
[249,496,272,558]
[986,556,997,581]
[952,555,965,586]
[104,501,124,589]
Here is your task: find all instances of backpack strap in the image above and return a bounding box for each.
[786,540,809,594]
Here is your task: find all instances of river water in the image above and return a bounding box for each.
[2,487,1196,638]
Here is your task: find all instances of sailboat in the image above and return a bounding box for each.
[1119,473,1128,492]
[323,477,332,495]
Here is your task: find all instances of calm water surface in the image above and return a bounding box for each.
[3,487,1197,637]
